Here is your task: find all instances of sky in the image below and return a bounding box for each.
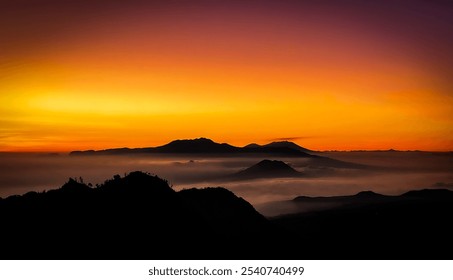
[1,0,453,152]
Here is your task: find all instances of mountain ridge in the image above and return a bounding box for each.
[1,171,453,259]
[0,171,272,259]
[70,137,316,157]
[257,188,453,218]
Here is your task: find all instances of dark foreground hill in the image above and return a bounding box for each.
[1,172,453,259]
[271,188,453,259]
[0,172,275,259]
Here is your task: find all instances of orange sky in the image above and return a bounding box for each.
[1,0,453,152]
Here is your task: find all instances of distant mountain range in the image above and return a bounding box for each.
[70,137,316,157]
[257,188,453,217]
[71,138,370,175]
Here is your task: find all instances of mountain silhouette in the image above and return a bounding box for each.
[0,171,272,259]
[272,188,453,259]
[258,189,452,217]
[353,190,386,198]
[232,159,302,180]
[243,143,261,148]
[153,137,238,153]
[263,141,313,152]
[70,138,317,157]
[244,141,312,152]
[2,171,452,260]
[274,190,390,215]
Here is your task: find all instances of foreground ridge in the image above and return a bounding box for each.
[1,171,453,259]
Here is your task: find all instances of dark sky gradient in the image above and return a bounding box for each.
[3,0,452,76]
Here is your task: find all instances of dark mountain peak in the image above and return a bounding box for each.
[292,195,314,202]
[353,190,385,198]
[70,138,318,157]
[263,141,312,152]
[291,191,387,204]
[61,178,91,193]
[99,171,175,197]
[254,159,295,170]
[165,137,219,146]
[244,143,261,148]
[234,159,301,179]
[155,137,237,153]
[171,137,214,144]
[240,141,317,157]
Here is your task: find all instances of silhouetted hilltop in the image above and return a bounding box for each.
[243,143,261,148]
[0,171,272,259]
[154,137,237,153]
[244,141,313,152]
[2,171,452,259]
[272,188,453,259]
[263,141,313,152]
[292,190,387,203]
[233,159,302,180]
[353,190,386,198]
[255,190,390,217]
[70,138,317,157]
[258,189,449,218]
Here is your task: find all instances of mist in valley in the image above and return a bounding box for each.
[0,151,452,216]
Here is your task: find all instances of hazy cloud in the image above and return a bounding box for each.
[1,152,452,217]
[269,136,316,142]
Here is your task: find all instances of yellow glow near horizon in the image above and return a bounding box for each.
[2,70,451,152]
[1,2,453,152]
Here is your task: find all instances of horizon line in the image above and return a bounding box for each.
[1,137,451,154]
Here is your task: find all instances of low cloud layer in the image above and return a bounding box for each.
[1,152,452,217]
